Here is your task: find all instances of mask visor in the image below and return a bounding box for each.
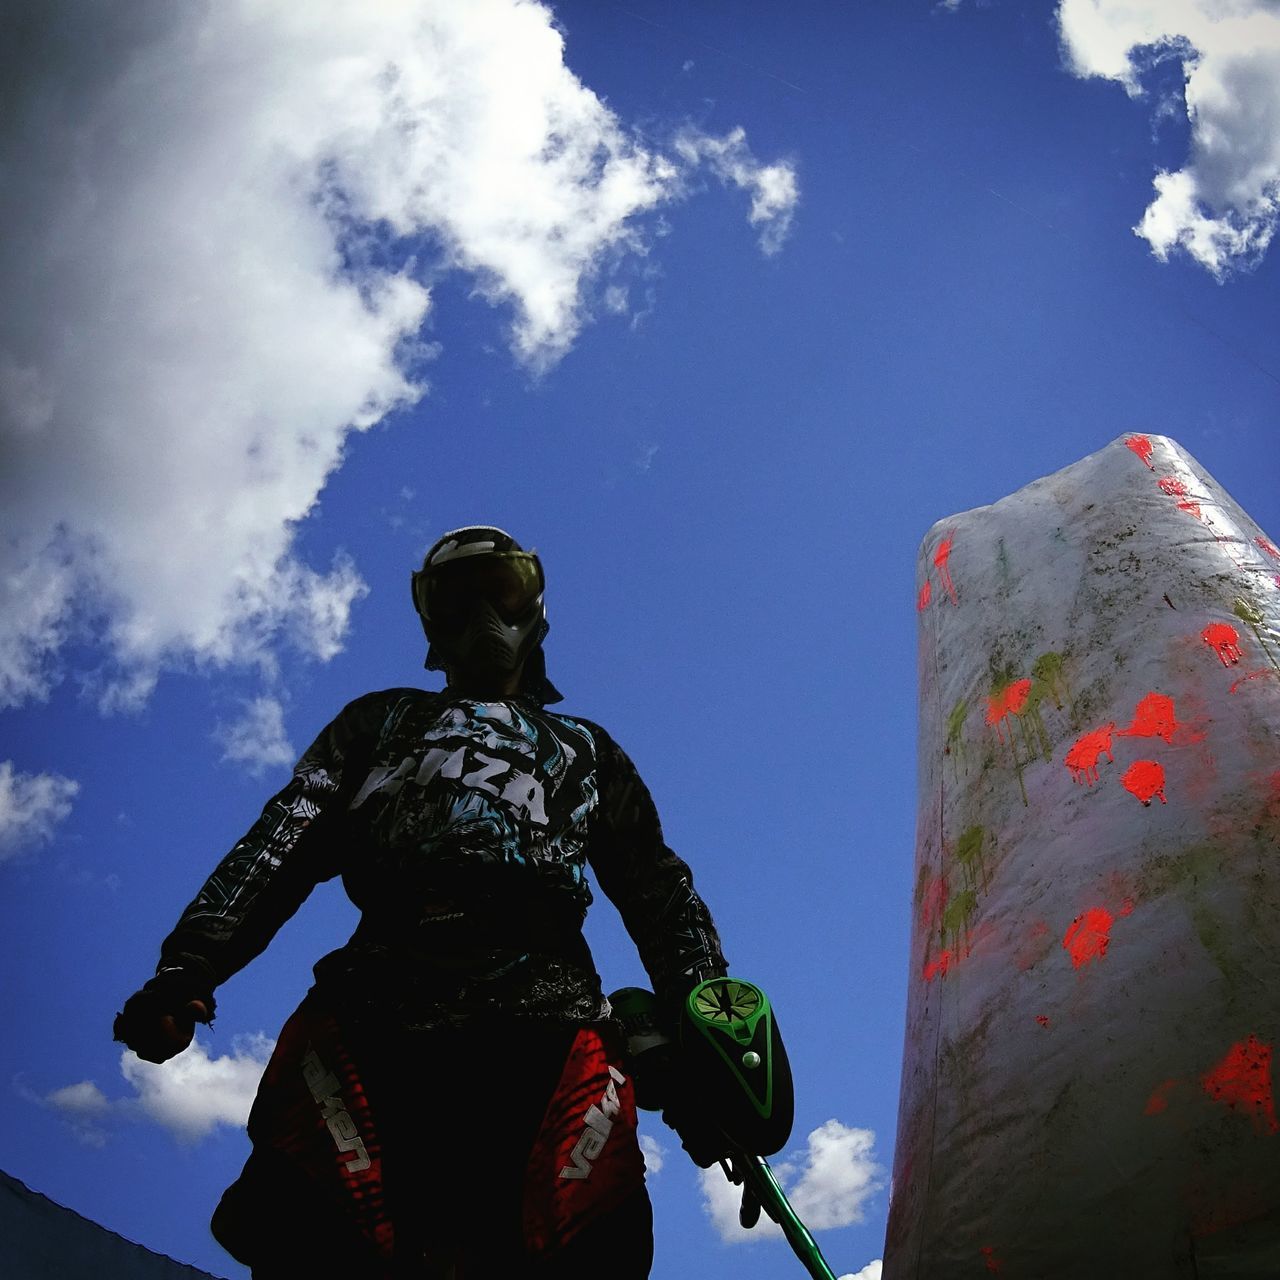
[416,552,543,631]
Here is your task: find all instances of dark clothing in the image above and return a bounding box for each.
[153,688,724,1273]
[158,688,725,1028]
[212,991,653,1278]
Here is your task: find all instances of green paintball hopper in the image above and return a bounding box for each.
[680,976,794,1156]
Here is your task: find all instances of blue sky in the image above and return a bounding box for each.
[1,2,1278,1277]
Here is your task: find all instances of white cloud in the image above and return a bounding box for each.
[44,1080,112,1147]
[1056,0,1280,275]
[46,1080,111,1113]
[783,1121,883,1229]
[0,0,798,712]
[0,544,75,708]
[42,1033,275,1145]
[639,1132,666,1175]
[839,1264,883,1280]
[699,1120,884,1245]
[216,695,296,776]
[120,1034,275,1143]
[0,761,79,860]
[676,127,800,255]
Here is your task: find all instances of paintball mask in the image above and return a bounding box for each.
[412,526,553,693]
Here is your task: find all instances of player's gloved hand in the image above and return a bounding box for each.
[661,1081,731,1169]
[113,974,215,1064]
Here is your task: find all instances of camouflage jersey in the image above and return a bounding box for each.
[156,688,726,1030]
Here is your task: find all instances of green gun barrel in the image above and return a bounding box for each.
[733,1152,840,1280]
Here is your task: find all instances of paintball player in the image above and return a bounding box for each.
[113,525,728,1279]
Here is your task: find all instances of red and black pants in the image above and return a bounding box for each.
[212,993,653,1278]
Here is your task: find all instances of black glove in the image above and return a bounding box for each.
[113,970,216,1064]
[660,1078,732,1169]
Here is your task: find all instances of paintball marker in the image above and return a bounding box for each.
[610,977,840,1280]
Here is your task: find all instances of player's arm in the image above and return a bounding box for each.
[583,722,727,1011]
[582,721,732,1163]
[113,690,391,1062]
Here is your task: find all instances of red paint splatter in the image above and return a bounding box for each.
[1119,897,1135,917]
[980,1245,1002,1273]
[1117,692,1182,743]
[1035,1015,1051,1028]
[1201,1036,1279,1134]
[933,532,958,605]
[1145,1079,1178,1116]
[1064,723,1115,785]
[1256,536,1280,562]
[916,580,932,611]
[1122,759,1167,806]
[1125,435,1155,469]
[1201,622,1243,666]
[1230,669,1278,694]
[1158,475,1209,522]
[919,873,948,932]
[1063,906,1116,969]
[923,950,955,982]
[985,678,1031,742]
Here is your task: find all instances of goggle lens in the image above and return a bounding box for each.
[422,554,542,627]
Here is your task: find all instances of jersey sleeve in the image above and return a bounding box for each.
[583,722,727,1010]
[153,690,395,996]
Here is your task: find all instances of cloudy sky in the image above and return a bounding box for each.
[2,2,1277,1277]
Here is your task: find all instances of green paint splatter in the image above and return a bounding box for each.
[986,670,1045,803]
[988,659,1019,690]
[1017,685,1053,763]
[983,652,1074,806]
[945,698,969,764]
[942,887,978,949]
[1233,596,1278,669]
[1031,651,1070,709]
[954,825,989,892]
[1233,597,1264,626]
[1018,652,1070,762]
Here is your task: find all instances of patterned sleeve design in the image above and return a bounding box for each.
[580,721,727,1007]
[156,690,399,991]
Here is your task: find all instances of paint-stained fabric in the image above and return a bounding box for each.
[887,434,1280,1278]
